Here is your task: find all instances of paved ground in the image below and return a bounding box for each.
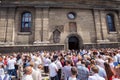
[41,72,49,80]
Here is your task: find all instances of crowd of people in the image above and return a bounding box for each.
[0,48,120,80]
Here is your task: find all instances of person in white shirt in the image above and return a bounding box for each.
[29,62,40,80]
[17,56,24,80]
[116,50,120,64]
[7,56,17,78]
[49,58,58,80]
[55,56,62,80]
[43,55,51,74]
[0,65,10,80]
[95,55,105,68]
[22,66,33,80]
[88,65,105,80]
[37,64,42,80]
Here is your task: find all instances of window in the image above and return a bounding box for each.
[53,29,61,43]
[106,14,116,32]
[67,12,76,20]
[21,12,32,32]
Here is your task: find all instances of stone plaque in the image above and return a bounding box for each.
[69,22,77,32]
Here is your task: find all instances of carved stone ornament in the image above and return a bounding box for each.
[51,25,64,32]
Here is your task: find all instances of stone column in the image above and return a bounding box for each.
[0,7,15,44]
[100,10,108,40]
[6,7,15,44]
[93,9,103,41]
[118,10,120,33]
[34,7,42,42]
[42,8,49,42]
[117,10,120,42]
[0,7,7,42]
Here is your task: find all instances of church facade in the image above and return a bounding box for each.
[0,0,120,52]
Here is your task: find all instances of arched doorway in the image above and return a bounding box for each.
[68,36,79,50]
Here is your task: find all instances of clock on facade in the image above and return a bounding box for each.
[67,12,76,20]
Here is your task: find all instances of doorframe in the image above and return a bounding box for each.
[68,36,79,50]
[65,33,83,50]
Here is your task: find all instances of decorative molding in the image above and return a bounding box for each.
[51,25,64,32]
[97,39,110,43]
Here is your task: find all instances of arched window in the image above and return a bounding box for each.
[21,12,32,32]
[53,29,61,43]
[106,14,116,32]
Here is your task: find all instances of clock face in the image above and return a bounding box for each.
[67,12,76,20]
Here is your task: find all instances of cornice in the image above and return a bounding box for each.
[0,0,120,10]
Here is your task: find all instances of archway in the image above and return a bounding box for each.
[68,36,79,50]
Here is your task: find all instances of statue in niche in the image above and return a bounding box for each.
[53,29,61,43]
[51,25,64,32]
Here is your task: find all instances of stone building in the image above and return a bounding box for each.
[0,0,120,52]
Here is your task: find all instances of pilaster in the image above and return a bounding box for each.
[42,8,49,42]
[6,7,15,43]
[34,7,42,42]
[0,8,7,42]
[118,10,120,33]
[93,9,103,42]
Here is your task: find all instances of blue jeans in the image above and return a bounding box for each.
[8,69,17,78]
[113,62,118,66]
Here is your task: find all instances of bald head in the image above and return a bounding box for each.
[24,66,32,75]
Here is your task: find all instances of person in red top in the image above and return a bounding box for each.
[3,57,7,66]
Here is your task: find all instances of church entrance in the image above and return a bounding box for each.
[68,36,79,50]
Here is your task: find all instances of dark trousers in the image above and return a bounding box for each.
[44,66,49,73]
[57,69,61,80]
[50,75,59,80]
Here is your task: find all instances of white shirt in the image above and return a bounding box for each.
[0,68,9,80]
[109,62,114,69]
[0,68,4,75]
[22,75,33,80]
[116,53,120,63]
[88,73,105,80]
[17,59,23,66]
[49,62,58,77]
[7,59,16,69]
[113,55,118,62]
[68,77,77,80]
[0,74,10,80]
[96,58,105,68]
[55,60,62,69]
[37,57,42,64]
[43,57,51,66]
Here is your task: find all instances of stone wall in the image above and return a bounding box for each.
[0,0,120,50]
[0,45,64,53]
